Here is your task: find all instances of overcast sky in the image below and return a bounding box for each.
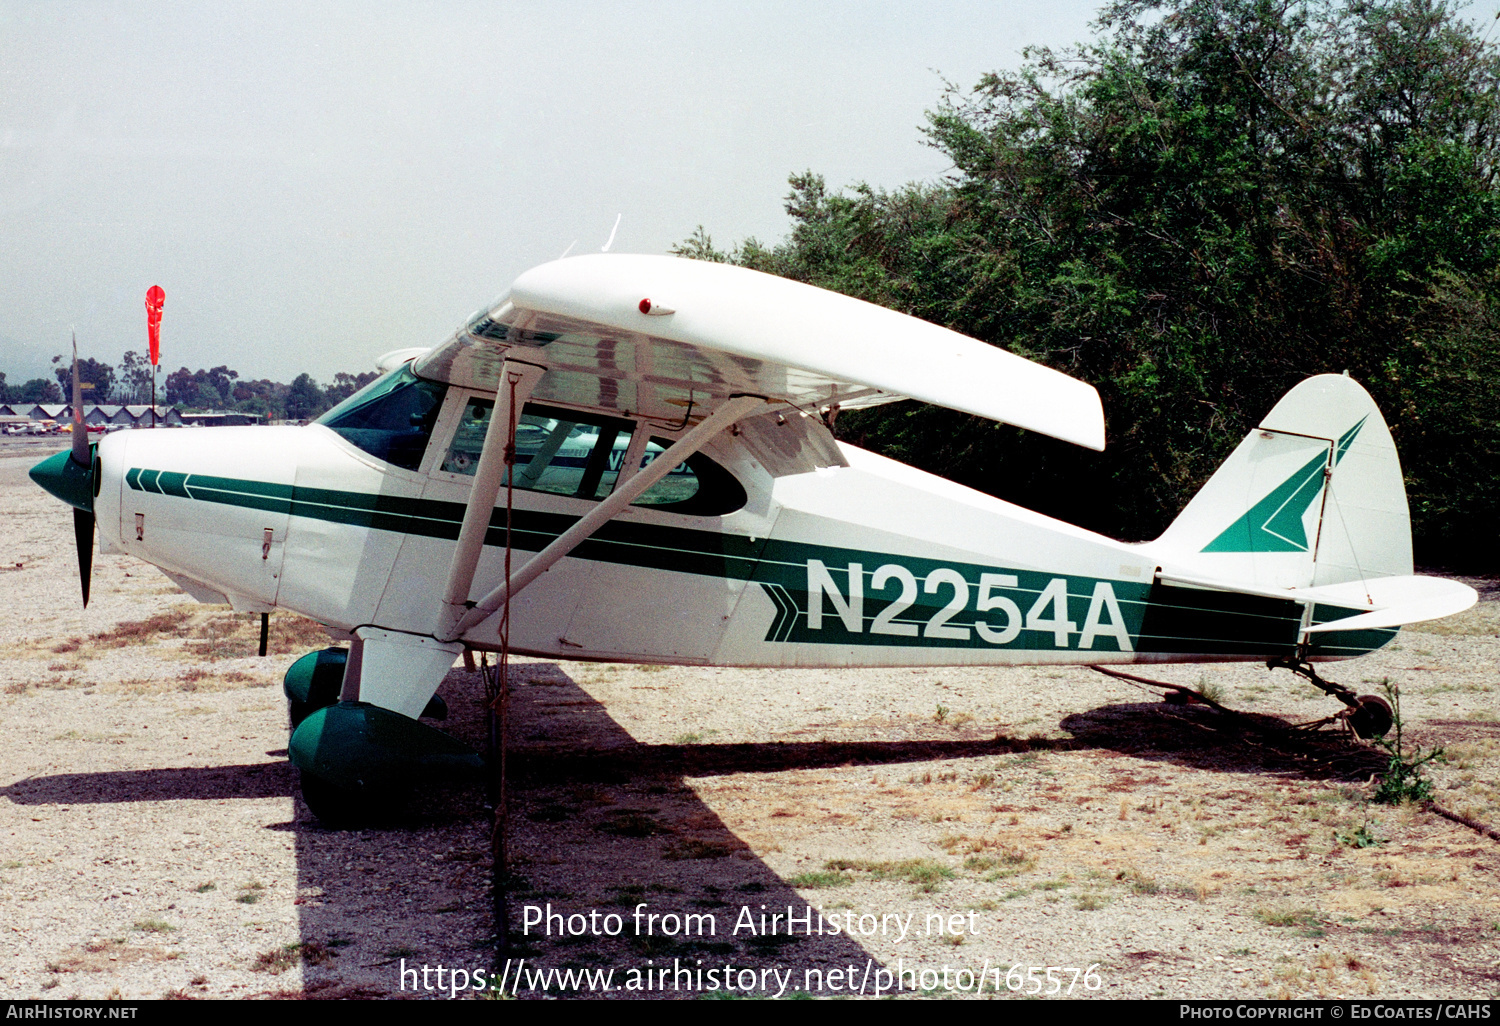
[3,1,1497,384]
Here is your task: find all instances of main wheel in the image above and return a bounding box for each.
[284,648,348,728]
[288,696,324,730]
[298,772,393,829]
[1348,694,1394,739]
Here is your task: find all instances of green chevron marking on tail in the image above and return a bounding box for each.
[1202,417,1367,554]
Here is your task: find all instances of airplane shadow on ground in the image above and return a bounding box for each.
[0,670,1389,998]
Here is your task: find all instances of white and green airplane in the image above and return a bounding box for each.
[32,254,1477,822]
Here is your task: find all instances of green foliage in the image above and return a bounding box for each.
[1371,680,1445,804]
[117,351,154,404]
[686,0,1500,564]
[283,373,326,421]
[1334,811,1385,848]
[133,919,176,933]
[16,377,61,403]
[824,857,957,890]
[785,869,854,888]
[51,355,114,403]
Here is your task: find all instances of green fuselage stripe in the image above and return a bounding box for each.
[125,468,1392,659]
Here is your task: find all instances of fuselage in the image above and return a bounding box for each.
[92,376,1391,669]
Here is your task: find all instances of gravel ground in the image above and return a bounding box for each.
[1,446,1498,1001]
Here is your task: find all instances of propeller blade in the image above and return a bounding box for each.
[73,507,94,608]
[70,333,89,467]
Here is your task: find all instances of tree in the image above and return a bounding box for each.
[190,382,224,410]
[51,355,115,404]
[19,378,62,404]
[117,351,155,404]
[203,365,238,403]
[324,371,379,408]
[284,373,325,421]
[687,0,1500,566]
[164,367,198,408]
[235,395,272,419]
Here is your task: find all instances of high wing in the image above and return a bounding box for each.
[414,253,1106,451]
[413,253,1106,642]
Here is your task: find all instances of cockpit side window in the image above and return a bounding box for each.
[316,364,447,471]
[442,399,633,500]
[441,398,747,515]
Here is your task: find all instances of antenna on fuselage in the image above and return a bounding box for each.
[600,213,621,252]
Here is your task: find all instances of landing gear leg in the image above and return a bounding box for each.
[1266,656,1393,739]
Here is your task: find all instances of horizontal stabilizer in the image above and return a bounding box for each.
[1159,570,1477,633]
[1302,575,1479,633]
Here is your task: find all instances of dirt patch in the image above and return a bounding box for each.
[2,451,1499,999]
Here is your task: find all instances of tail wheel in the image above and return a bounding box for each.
[1348,694,1394,740]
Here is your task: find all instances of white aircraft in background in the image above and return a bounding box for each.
[32,254,1477,823]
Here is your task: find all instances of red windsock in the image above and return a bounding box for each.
[145,285,164,366]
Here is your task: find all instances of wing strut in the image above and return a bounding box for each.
[440,394,767,642]
[435,359,546,641]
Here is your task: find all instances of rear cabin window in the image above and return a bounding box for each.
[316,364,447,471]
[442,398,746,514]
[632,437,747,515]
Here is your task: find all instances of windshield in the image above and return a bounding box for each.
[316,364,447,471]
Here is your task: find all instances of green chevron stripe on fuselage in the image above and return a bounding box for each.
[125,468,1392,660]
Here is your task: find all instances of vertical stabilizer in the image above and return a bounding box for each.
[1153,375,1412,589]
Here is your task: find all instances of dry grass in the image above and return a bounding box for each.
[183,609,328,660]
[252,941,337,975]
[90,608,194,648]
[46,939,173,974]
[31,606,329,664]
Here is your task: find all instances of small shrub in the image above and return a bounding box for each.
[662,838,734,860]
[254,942,337,974]
[787,869,853,888]
[1370,682,1444,805]
[253,946,299,974]
[1120,868,1160,895]
[824,858,955,891]
[1256,907,1321,929]
[1196,676,1226,705]
[1334,817,1384,849]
